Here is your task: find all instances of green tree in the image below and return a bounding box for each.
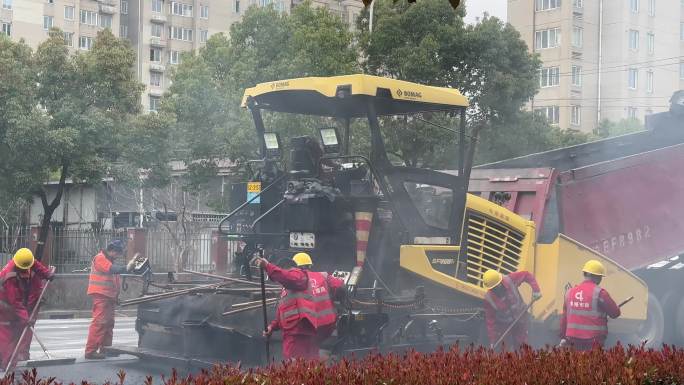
[0,30,143,259]
[594,118,644,138]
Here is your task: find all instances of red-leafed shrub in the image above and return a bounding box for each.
[3,345,684,385]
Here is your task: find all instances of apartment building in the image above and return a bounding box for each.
[1,0,363,113]
[508,0,683,132]
[0,0,120,49]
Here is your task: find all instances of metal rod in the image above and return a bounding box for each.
[232,298,278,308]
[618,296,634,307]
[118,282,225,306]
[259,256,270,363]
[222,303,267,316]
[30,327,51,359]
[251,198,285,229]
[182,269,279,288]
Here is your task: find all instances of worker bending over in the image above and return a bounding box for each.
[256,252,344,360]
[85,240,135,359]
[482,269,542,349]
[0,248,54,366]
[560,260,620,350]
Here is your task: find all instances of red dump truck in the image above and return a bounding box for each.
[468,92,684,346]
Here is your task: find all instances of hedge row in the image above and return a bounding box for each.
[4,345,684,385]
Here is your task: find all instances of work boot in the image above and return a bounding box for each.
[84,352,106,360]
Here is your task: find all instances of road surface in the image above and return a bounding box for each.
[9,317,196,384]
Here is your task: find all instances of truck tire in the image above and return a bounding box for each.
[634,293,665,348]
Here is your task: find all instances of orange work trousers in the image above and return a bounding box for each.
[85,294,115,355]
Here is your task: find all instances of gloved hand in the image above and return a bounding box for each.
[126,258,136,272]
[263,325,273,337]
[252,257,268,269]
[559,338,568,347]
[46,272,56,281]
[532,292,542,302]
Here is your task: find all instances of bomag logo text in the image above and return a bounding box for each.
[397,89,422,98]
[431,258,455,265]
[271,81,290,89]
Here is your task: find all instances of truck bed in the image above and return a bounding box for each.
[469,123,684,271]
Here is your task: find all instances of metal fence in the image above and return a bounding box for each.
[0,226,239,273]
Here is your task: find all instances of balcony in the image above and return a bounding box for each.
[98,0,117,5]
[151,14,167,23]
[149,63,165,72]
[150,37,166,47]
[99,4,116,14]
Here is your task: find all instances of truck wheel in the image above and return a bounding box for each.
[635,293,664,348]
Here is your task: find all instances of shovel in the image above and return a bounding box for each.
[492,300,535,350]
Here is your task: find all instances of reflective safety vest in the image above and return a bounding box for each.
[279,271,336,331]
[87,252,120,298]
[0,271,17,322]
[484,275,524,324]
[565,281,608,339]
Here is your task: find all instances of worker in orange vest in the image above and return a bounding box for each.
[84,240,135,359]
[560,260,621,350]
[0,248,54,366]
[256,252,345,360]
[482,269,541,349]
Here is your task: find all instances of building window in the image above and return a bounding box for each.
[535,106,560,125]
[630,0,639,12]
[150,71,162,87]
[150,47,162,62]
[539,67,560,87]
[646,70,653,93]
[572,65,582,86]
[628,107,638,119]
[170,2,193,17]
[152,0,163,12]
[43,16,53,31]
[47,0,54,4]
[2,0,11,10]
[1,22,11,36]
[149,96,160,112]
[79,36,93,50]
[200,29,208,43]
[151,23,163,38]
[680,62,684,80]
[64,6,75,20]
[628,29,639,50]
[535,28,560,50]
[648,0,655,15]
[99,14,113,29]
[80,10,98,26]
[572,26,583,48]
[121,0,128,14]
[535,0,561,11]
[647,33,654,54]
[169,26,192,41]
[169,50,181,64]
[628,68,638,89]
[120,24,128,38]
[571,105,581,126]
[573,0,582,7]
[235,0,240,12]
[200,5,209,18]
[63,31,73,46]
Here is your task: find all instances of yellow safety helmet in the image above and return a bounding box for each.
[483,269,503,289]
[292,252,313,267]
[13,248,35,270]
[582,260,606,276]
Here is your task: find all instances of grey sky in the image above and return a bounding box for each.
[464,0,507,24]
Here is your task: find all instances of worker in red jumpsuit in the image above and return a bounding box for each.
[482,269,542,349]
[560,260,621,350]
[85,240,135,359]
[256,252,345,360]
[0,248,54,366]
